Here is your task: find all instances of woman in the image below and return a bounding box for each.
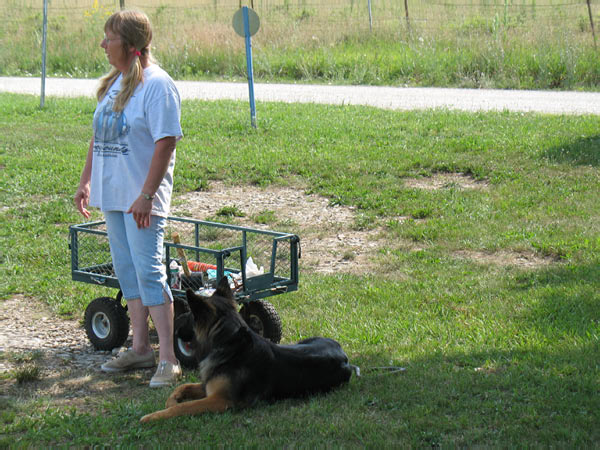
[74,10,183,387]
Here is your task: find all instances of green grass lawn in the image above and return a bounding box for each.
[0,93,599,446]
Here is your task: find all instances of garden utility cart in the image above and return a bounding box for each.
[69,217,300,368]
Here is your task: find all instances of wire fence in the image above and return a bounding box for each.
[1,0,598,91]
[2,0,598,36]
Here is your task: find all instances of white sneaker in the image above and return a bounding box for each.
[100,348,156,373]
[149,360,182,388]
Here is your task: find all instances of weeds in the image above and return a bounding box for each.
[1,1,599,89]
[252,210,276,225]
[6,350,44,364]
[14,365,42,384]
[216,205,245,217]
[3,351,44,384]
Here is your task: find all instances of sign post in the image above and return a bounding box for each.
[232,6,260,128]
[41,0,48,108]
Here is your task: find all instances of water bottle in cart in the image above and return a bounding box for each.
[169,260,181,289]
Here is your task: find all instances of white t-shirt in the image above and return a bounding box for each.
[89,64,183,217]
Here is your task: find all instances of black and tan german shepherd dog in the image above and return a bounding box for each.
[140,277,358,423]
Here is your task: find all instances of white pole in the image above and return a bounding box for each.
[368,0,372,32]
[41,0,48,108]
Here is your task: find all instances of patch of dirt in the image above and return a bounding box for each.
[404,172,488,191]
[173,181,390,275]
[0,295,153,407]
[454,249,558,268]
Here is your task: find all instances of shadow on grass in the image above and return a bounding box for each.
[392,344,599,445]
[513,261,600,338]
[4,344,599,446]
[4,260,600,446]
[543,135,600,166]
[2,363,159,407]
[345,261,600,445]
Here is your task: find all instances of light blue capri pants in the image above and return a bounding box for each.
[104,211,173,306]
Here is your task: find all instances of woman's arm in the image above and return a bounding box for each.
[74,138,94,219]
[127,136,177,229]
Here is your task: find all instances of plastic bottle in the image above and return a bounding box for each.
[169,260,181,289]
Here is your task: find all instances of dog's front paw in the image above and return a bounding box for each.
[141,408,176,423]
[140,413,157,423]
[165,383,204,407]
[165,395,182,408]
[140,409,169,423]
[165,387,186,407]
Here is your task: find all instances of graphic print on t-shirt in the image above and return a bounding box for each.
[93,92,130,157]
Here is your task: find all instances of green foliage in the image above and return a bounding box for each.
[216,205,246,217]
[6,350,44,364]
[252,209,277,225]
[14,365,42,384]
[1,0,600,89]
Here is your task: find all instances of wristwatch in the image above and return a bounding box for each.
[141,192,155,201]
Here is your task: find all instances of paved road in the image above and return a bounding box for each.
[1,76,599,115]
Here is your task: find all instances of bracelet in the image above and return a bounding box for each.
[141,192,155,201]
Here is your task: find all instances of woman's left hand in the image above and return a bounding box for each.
[129,137,176,229]
[127,195,153,228]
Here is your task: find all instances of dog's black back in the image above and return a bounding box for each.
[268,336,354,398]
[181,278,354,407]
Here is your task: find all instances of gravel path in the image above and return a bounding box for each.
[0,295,122,374]
[1,76,600,114]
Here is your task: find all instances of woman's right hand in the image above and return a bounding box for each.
[74,184,91,219]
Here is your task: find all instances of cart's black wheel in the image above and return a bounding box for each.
[174,336,198,369]
[239,300,282,344]
[173,306,198,369]
[84,296,130,350]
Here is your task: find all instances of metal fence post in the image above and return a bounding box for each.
[368,0,373,32]
[587,0,597,49]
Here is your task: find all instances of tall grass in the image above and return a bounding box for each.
[1,0,599,89]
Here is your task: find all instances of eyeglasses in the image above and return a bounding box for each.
[103,34,121,43]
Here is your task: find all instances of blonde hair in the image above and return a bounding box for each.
[96,10,154,112]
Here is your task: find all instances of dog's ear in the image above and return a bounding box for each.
[174,296,190,316]
[215,276,234,300]
[185,288,199,305]
[186,288,215,318]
